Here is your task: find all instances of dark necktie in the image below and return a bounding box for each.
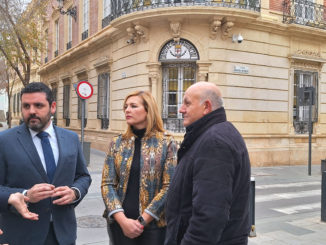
[37,131,56,182]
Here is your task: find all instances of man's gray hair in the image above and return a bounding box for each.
[200,89,223,110]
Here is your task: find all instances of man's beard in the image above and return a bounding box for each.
[25,113,51,132]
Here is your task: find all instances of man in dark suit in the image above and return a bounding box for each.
[0,82,92,245]
[164,82,250,245]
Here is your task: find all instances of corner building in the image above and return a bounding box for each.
[39,0,326,166]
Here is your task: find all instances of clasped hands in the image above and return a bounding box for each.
[26,183,77,205]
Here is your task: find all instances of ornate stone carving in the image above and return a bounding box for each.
[221,18,234,40]
[134,24,149,42]
[170,21,181,43]
[126,24,149,43]
[295,49,320,58]
[210,17,222,40]
[290,60,321,70]
[126,26,138,43]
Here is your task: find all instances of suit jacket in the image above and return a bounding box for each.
[0,192,10,212]
[0,123,92,245]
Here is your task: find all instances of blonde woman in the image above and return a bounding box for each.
[101,91,177,245]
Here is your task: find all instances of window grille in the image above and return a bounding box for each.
[293,70,318,134]
[97,73,109,129]
[162,63,196,132]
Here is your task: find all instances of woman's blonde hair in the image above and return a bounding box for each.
[122,91,164,138]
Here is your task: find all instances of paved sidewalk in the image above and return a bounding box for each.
[76,149,109,245]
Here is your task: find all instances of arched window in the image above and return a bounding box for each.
[159,39,199,132]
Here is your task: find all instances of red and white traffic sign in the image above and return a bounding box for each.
[76,81,93,99]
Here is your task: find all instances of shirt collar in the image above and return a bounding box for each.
[29,121,55,138]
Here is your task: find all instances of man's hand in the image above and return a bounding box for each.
[8,193,38,220]
[26,183,55,203]
[52,186,76,205]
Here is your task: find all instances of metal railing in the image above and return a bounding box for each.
[102,15,111,28]
[66,41,72,50]
[105,0,260,25]
[82,30,89,41]
[283,0,326,29]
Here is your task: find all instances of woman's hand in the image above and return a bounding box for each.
[113,212,144,239]
[120,218,144,239]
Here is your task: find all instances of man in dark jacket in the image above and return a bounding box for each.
[164,82,251,245]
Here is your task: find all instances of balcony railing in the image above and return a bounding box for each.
[82,30,88,41]
[107,0,260,24]
[283,0,326,29]
[66,41,72,50]
[102,15,111,28]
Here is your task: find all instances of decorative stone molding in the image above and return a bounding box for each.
[170,21,181,43]
[60,72,72,81]
[221,18,234,40]
[210,17,222,40]
[289,51,326,70]
[74,66,89,78]
[93,57,112,70]
[48,77,59,85]
[126,26,138,43]
[294,49,321,58]
[126,24,149,43]
[134,24,149,42]
[197,61,212,82]
[147,62,161,99]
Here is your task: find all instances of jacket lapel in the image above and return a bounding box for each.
[17,124,48,182]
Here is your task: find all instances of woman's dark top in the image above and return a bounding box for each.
[122,127,146,219]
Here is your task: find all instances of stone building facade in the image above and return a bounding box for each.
[28,0,326,166]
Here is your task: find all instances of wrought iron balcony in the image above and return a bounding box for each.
[66,41,72,50]
[108,0,260,24]
[82,30,88,41]
[283,0,326,29]
[102,15,111,28]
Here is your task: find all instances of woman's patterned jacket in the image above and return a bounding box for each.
[101,131,177,227]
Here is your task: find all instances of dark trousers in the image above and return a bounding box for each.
[108,221,166,245]
[44,222,76,245]
[45,222,59,245]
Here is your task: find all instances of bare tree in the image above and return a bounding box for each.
[0,59,16,128]
[0,0,49,87]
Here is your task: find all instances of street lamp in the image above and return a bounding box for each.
[56,0,77,21]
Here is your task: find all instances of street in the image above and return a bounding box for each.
[249,165,325,244]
